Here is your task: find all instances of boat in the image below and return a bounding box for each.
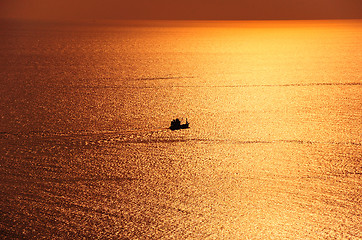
[169,118,189,130]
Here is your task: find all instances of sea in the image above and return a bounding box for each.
[0,19,361,239]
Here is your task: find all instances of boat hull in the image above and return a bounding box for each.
[169,123,189,131]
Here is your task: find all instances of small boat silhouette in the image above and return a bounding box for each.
[169,118,189,130]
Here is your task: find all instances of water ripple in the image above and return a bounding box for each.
[45,81,361,89]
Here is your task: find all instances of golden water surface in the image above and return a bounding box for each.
[0,20,361,239]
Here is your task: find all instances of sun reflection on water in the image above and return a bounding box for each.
[0,19,361,239]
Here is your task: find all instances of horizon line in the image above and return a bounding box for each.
[1,16,362,23]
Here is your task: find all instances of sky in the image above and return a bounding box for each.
[1,0,361,21]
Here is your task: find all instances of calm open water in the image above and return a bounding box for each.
[0,20,361,239]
